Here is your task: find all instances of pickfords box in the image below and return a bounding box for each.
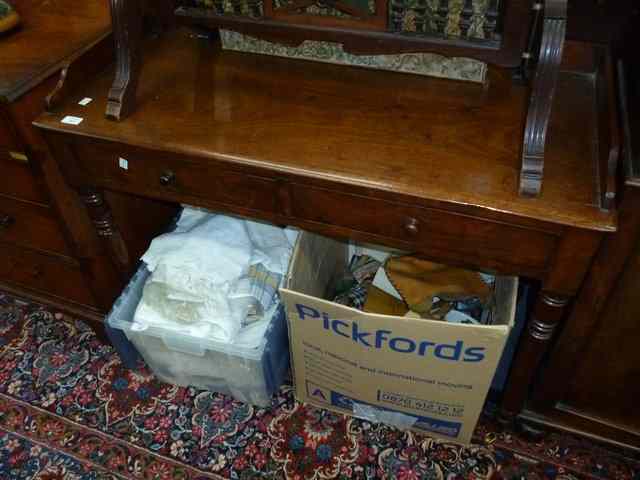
[280,231,517,444]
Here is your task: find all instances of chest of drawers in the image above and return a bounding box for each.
[1,0,178,335]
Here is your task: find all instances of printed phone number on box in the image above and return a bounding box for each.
[377,390,464,418]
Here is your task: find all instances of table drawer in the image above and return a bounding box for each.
[71,142,280,214]
[0,149,49,205]
[0,195,70,255]
[290,185,554,270]
[0,242,95,307]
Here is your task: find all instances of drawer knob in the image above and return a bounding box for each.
[0,214,15,231]
[404,217,419,235]
[159,170,176,187]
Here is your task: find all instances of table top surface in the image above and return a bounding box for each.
[36,28,616,232]
[0,0,110,102]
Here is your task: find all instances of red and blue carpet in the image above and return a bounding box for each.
[0,292,637,480]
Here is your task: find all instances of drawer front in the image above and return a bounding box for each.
[71,142,279,214]
[0,149,49,204]
[0,242,95,307]
[0,196,70,255]
[291,185,555,272]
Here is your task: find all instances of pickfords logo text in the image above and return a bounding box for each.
[295,304,486,362]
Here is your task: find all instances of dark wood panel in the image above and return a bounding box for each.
[104,189,181,271]
[520,408,640,452]
[1,0,110,101]
[7,75,61,155]
[559,238,640,435]
[0,242,95,307]
[0,109,22,151]
[541,228,603,295]
[0,195,70,255]
[0,150,49,205]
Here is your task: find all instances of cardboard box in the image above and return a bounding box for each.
[280,232,518,444]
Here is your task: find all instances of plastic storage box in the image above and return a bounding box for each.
[106,264,290,407]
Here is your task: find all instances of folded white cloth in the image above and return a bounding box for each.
[132,263,242,340]
[142,213,254,286]
[245,221,292,275]
[133,208,297,347]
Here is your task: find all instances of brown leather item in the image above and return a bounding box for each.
[362,285,409,317]
[384,256,491,315]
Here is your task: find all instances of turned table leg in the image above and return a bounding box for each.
[106,0,143,121]
[79,188,131,277]
[499,229,603,422]
[499,291,570,420]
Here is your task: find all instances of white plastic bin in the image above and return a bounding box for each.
[106,264,290,407]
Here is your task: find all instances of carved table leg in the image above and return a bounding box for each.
[498,229,603,422]
[106,0,143,121]
[499,291,570,422]
[79,188,131,278]
[519,0,567,197]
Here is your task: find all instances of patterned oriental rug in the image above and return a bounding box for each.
[0,293,638,480]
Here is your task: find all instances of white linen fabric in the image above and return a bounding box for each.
[133,208,297,347]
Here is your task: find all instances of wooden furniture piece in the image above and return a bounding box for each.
[516,61,640,450]
[0,0,177,335]
[105,0,570,197]
[34,28,619,424]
